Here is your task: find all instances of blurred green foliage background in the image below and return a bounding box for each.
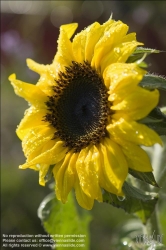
[1,1,166,250]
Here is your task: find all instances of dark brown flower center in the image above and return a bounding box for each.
[44,61,110,152]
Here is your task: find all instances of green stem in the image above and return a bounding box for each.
[144,204,160,236]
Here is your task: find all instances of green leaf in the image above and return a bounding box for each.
[129,169,159,188]
[161,107,166,115]
[103,182,158,224]
[132,47,161,54]
[127,47,161,64]
[137,61,148,68]
[145,122,166,136]
[139,74,166,90]
[151,135,166,189]
[139,107,166,135]
[38,192,91,250]
[148,108,166,121]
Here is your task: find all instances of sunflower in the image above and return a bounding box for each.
[9,18,162,210]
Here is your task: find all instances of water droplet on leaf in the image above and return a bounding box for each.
[37,193,55,221]
[117,195,125,201]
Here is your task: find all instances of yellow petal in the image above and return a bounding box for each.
[107,118,162,146]
[16,107,47,140]
[21,125,55,160]
[98,139,128,195]
[122,32,137,43]
[41,140,56,154]
[9,74,47,107]
[55,152,78,203]
[19,140,67,169]
[76,145,102,201]
[89,18,115,65]
[53,24,77,70]
[75,177,94,210]
[104,63,145,90]
[39,164,50,186]
[26,59,48,75]
[72,21,103,63]
[72,25,88,63]
[86,18,114,64]
[60,23,78,39]
[100,17,115,30]
[114,139,153,172]
[101,41,141,74]
[111,87,159,120]
[26,59,56,95]
[85,22,102,62]
[91,21,129,71]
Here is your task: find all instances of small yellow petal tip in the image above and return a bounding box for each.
[8,73,16,81]
[26,58,32,65]
[19,165,24,169]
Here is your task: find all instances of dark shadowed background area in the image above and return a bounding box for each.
[1,1,166,250]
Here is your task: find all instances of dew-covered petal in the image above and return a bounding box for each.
[98,139,128,195]
[53,24,77,70]
[21,125,55,160]
[19,140,67,169]
[55,152,78,203]
[85,22,103,62]
[111,86,159,120]
[26,59,48,75]
[72,35,84,63]
[26,59,56,95]
[72,29,87,63]
[114,139,153,172]
[39,164,50,186]
[16,107,47,140]
[72,22,102,63]
[122,32,138,43]
[76,145,102,201]
[9,74,47,107]
[75,177,94,210]
[107,118,162,146]
[61,23,78,39]
[91,21,129,71]
[104,63,145,91]
[73,21,105,63]
[100,41,142,74]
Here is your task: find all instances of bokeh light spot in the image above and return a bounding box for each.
[50,6,73,28]
[1,30,20,52]
[9,1,32,14]
[132,6,153,24]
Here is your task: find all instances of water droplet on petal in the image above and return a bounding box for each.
[114,47,121,53]
[24,109,29,115]
[108,93,116,101]
[36,164,40,169]
[86,26,91,32]
[122,69,129,76]
[105,31,110,37]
